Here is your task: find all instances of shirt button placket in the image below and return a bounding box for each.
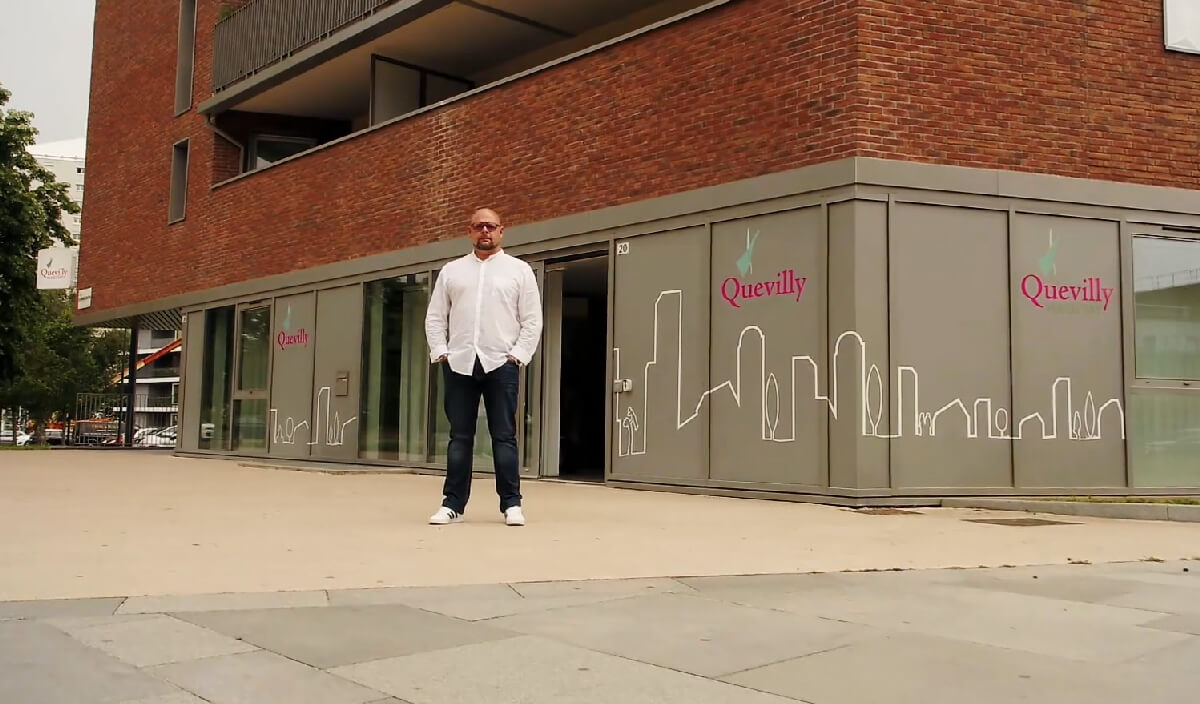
[473,259,486,363]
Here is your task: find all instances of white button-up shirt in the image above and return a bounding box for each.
[425,250,543,375]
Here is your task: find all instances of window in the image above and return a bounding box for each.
[1131,234,1200,487]
[198,306,234,450]
[169,140,189,222]
[370,55,473,126]
[1133,236,1200,380]
[247,135,316,171]
[76,166,85,174]
[175,0,197,113]
[359,274,432,461]
[232,305,270,451]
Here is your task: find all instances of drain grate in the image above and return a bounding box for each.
[964,517,1077,527]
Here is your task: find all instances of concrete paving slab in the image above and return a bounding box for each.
[722,630,1181,704]
[44,613,162,633]
[5,452,1200,601]
[331,634,795,704]
[117,589,328,615]
[328,580,688,621]
[148,650,384,704]
[0,620,176,704]
[510,577,695,599]
[0,596,124,621]
[68,614,259,667]
[953,573,1141,604]
[175,604,516,669]
[1102,582,1200,615]
[1142,612,1200,636]
[117,693,211,704]
[1123,636,1200,685]
[712,579,1190,663]
[489,592,871,677]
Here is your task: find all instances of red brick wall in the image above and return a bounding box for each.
[80,0,860,314]
[856,0,1200,184]
[78,0,1200,318]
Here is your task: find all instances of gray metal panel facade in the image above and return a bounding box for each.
[610,225,710,482]
[311,284,364,461]
[708,207,827,487]
[1010,214,1125,488]
[170,158,1200,500]
[179,310,205,452]
[268,292,316,458]
[888,204,1013,489]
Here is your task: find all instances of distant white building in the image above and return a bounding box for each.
[28,138,86,242]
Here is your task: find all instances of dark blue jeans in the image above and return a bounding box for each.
[441,358,522,515]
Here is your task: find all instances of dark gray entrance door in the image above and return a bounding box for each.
[610,227,710,482]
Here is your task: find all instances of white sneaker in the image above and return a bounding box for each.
[429,507,462,525]
[505,506,526,526]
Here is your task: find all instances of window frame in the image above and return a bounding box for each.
[1130,230,1200,389]
[245,133,319,173]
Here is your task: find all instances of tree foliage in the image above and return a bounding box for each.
[0,81,93,435]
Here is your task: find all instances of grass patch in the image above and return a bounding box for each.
[0,444,52,451]
[1031,496,1200,506]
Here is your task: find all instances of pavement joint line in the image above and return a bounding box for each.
[505,583,526,599]
[715,642,859,680]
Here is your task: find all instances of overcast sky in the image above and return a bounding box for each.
[0,0,96,145]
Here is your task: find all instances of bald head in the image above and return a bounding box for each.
[467,207,504,256]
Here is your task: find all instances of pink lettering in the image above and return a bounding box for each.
[1022,273,1115,312]
[718,270,808,308]
[721,278,740,308]
[1020,274,1045,308]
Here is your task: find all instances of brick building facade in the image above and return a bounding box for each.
[77,0,1200,501]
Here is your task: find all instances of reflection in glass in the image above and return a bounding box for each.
[1133,236,1200,380]
[198,306,234,450]
[233,398,267,451]
[359,274,430,462]
[1130,389,1200,487]
[238,306,271,390]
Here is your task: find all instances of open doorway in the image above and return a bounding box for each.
[544,254,608,482]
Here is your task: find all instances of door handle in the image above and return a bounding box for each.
[613,379,633,393]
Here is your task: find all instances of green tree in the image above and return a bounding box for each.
[0,81,78,390]
[0,292,127,441]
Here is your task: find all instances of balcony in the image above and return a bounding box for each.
[213,0,400,92]
[203,0,716,178]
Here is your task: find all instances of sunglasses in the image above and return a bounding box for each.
[470,222,501,233]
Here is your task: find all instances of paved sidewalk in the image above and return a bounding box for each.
[2,560,1198,703]
[2,452,1199,601]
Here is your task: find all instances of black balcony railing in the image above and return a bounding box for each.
[212,0,397,92]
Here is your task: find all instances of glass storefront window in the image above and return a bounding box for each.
[232,399,267,451]
[237,306,271,390]
[1133,236,1200,380]
[232,305,270,452]
[1131,235,1200,486]
[359,274,432,462]
[1129,389,1200,487]
[198,306,234,450]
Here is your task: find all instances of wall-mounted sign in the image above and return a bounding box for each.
[1165,0,1200,53]
[77,287,92,309]
[275,304,311,350]
[1019,231,1115,312]
[36,247,76,290]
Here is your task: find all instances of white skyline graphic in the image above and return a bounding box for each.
[270,386,358,447]
[614,290,1125,457]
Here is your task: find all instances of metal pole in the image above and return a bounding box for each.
[125,319,139,446]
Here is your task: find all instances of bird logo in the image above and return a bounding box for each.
[736,229,760,277]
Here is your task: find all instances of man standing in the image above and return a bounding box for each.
[425,208,543,526]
